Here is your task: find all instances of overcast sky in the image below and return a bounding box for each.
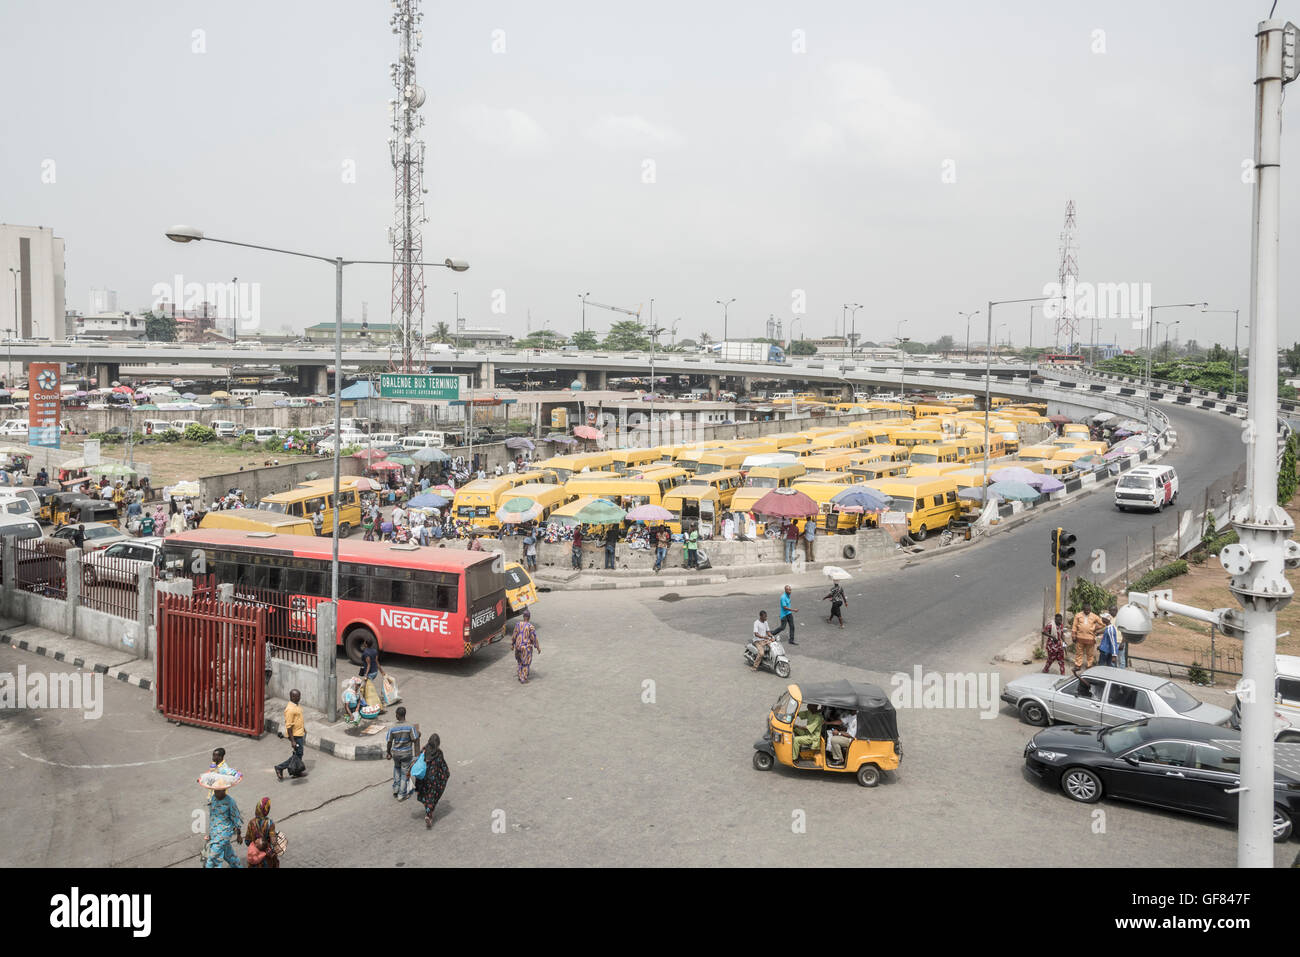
[2,0,1296,350]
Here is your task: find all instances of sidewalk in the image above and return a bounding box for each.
[0,618,385,761]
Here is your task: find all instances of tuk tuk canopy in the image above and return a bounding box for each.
[798,681,899,742]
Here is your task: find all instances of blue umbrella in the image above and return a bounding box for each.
[409,492,450,509]
[988,480,1041,502]
[830,487,889,511]
[958,486,1000,502]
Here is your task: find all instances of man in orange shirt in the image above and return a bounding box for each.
[1071,602,1102,669]
[275,689,307,780]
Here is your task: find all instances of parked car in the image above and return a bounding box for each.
[0,419,29,437]
[46,522,131,554]
[1023,716,1300,841]
[210,420,241,438]
[0,513,43,540]
[1002,666,1233,729]
[1230,655,1300,742]
[83,537,164,586]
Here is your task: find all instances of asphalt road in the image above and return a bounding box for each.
[648,402,1247,674]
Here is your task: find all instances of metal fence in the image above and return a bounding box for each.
[227,583,319,667]
[14,540,66,599]
[80,552,144,619]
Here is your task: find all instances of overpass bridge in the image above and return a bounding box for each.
[8,340,1039,398]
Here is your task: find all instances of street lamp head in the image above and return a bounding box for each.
[444,258,470,272]
[164,225,204,243]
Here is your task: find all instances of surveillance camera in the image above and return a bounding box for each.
[1114,603,1152,644]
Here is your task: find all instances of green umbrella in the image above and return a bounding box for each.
[497,496,542,524]
[87,463,137,477]
[135,403,159,411]
[387,455,416,467]
[574,497,626,525]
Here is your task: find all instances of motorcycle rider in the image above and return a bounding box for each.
[750,610,774,671]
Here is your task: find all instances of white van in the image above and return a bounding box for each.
[0,497,33,517]
[0,488,41,514]
[143,419,182,435]
[1114,464,1178,512]
[258,390,289,399]
[0,419,28,438]
[250,427,281,443]
[231,389,259,400]
[400,434,443,450]
[210,420,240,438]
[0,513,42,540]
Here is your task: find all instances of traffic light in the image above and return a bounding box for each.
[1050,527,1077,571]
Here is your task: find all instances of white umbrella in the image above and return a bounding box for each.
[822,565,852,581]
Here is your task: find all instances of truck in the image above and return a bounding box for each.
[713,341,786,363]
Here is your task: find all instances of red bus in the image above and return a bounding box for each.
[161,530,508,663]
[1041,353,1084,365]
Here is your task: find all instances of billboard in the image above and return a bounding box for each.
[379,373,461,401]
[28,363,61,449]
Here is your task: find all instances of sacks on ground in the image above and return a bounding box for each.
[381,674,401,706]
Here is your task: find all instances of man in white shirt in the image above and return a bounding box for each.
[392,504,406,527]
[827,708,858,766]
[750,610,774,671]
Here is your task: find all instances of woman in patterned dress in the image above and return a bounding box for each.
[510,610,540,684]
[203,788,244,868]
[415,736,450,830]
[244,797,280,868]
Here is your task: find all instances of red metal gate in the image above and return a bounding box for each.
[157,593,266,737]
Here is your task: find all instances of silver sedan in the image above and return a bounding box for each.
[1001,666,1233,729]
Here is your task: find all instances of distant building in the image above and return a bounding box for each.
[88,288,117,314]
[77,311,147,340]
[303,321,513,350]
[0,223,66,340]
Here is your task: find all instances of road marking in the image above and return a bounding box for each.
[14,746,214,770]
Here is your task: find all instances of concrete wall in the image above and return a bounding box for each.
[199,457,363,507]
[66,405,338,435]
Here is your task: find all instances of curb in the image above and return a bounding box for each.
[263,712,385,762]
[0,630,154,692]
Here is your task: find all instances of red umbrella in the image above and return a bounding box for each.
[751,487,819,518]
[1048,414,1071,425]
[573,425,603,440]
[352,449,388,461]
[368,461,404,471]
[113,385,134,394]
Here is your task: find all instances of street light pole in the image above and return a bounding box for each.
[845,303,863,355]
[895,320,910,396]
[715,298,735,343]
[580,292,590,334]
[959,310,979,361]
[1143,303,1206,434]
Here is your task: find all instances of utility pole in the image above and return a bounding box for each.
[1233,16,1296,868]
[715,298,735,343]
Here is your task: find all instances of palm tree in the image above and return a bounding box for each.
[698,332,714,348]
[431,321,452,344]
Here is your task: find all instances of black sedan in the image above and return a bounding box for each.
[1023,717,1300,842]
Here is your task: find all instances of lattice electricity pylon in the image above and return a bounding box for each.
[389,0,428,372]
[1055,200,1080,349]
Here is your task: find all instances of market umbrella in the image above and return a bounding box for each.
[574,497,626,525]
[625,503,673,522]
[505,436,535,450]
[0,445,32,457]
[211,390,231,399]
[432,484,454,494]
[1072,454,1106,470]
[497,496,542,524]
[411,446,450,464]
[830,487,889,511]
[352,449,388,461]
[166,480,201,498]
[987,480,1040,502]
[135,403,158,411]
[368,461,404,471]
[1029,475,1065,493]
[544,434,578,445]
[1112,428,1135,439]
[182,392,197,399]
[88,463,137,477]
[0,389,9,397]
[1048,414,1071,425]
[113,385,134,395]
[822,566,852,581]
[752,487,819,518]
[387,455,416,467]
[573,425,604,440]
[409,492,450,509]
[1091,412,1116,423]
[10,389,28,399]
[958,486,1000,502]
[990,466,1038,484]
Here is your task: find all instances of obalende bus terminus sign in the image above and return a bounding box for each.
[379,374,461,401]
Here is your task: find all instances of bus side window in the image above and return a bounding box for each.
[946,491,957,504]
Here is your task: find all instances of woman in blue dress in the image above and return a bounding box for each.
[204,788,245,868]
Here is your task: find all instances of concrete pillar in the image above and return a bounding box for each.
[64,548,82,637]
[298,365,328,395]
[573,370,588,389]
[1,536,13,616]
[708,375,720,394]
[317,600,337,721]
[135,567,154,658]
[592,369,608,390]
[478,362,495,389]
[94,362,120,387]
[218,583,235,602]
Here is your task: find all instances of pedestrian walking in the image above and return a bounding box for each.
[1108,605,1127,668]
[274,689,307,780]
[411,736,450,830]
[1097,612,1119,667]
[802,518,816,563]
[783,520,799,563]
[823,581,847,628]
[510,609,540,683]
[770,584,799,644]
[359,635,389,711]
[244,797,281,868]
[524,531,537,572]
[604,524,618,570]
[312,507,324,536]
[386,706,420,800]
[202,785,244,868]
[1041,614,1067,675]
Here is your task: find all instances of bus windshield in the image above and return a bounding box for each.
[745,476,780,488]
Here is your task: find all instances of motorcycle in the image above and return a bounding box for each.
[744,635,792,678]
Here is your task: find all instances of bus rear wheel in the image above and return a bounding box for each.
[344,628,373,666]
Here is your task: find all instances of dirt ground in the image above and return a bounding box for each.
[1127,496,1300,686]
[62,436,319,489]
